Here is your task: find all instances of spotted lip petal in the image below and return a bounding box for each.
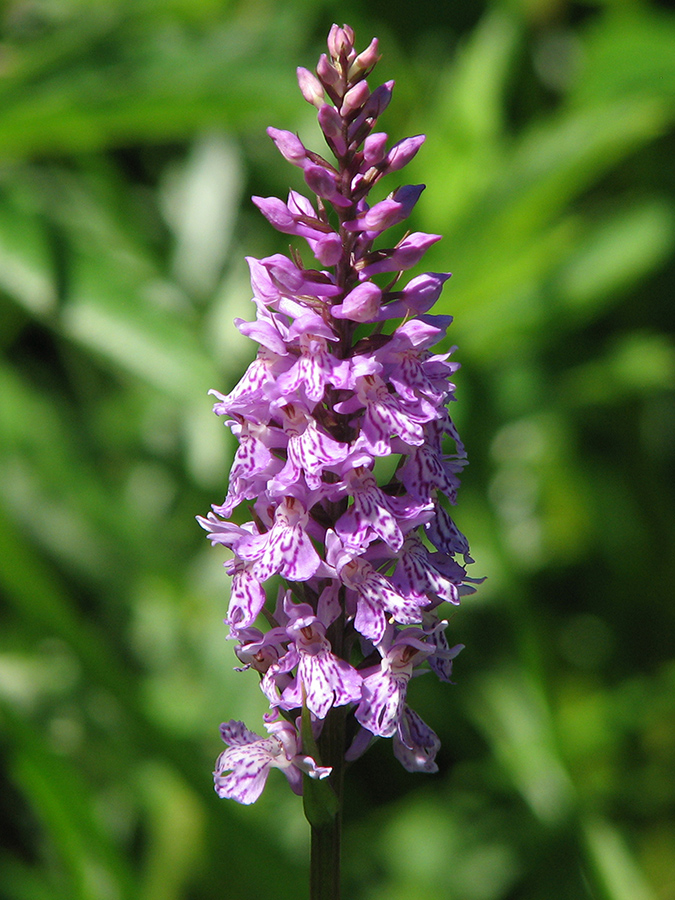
[393,706,441,773]
[214,719,330,803]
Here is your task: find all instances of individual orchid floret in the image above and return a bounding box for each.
[263,598,363,719]
[336,371,433,457]
[233,626,288,673]
[236,496,321,582]
[376,321,458,409]
[398,423,467,503]
[223,557,268,633]
[393,533,464,607]
[355,626,434,738]
[393,706,441,773]
[214,718,331,804]
[338,555,429,643]
[426,502,474,563]
[271,404,350,491]
[275,316,348,403]
[216,418,283,515]
[424,620,465,683]
[208,352,280,423]
[334,465,409,552]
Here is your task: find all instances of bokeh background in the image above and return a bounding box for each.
[1,0,674,898]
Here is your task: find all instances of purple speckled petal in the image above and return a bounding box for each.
[427,624,464,683]
[227,561,267,632]
[335,467,403,551]
[214,723,280,804]
[286,417,350,490]
[261,521,320,582]
[354,374,431,455]
[214,719,329,803]
[356,669,408,737]
[298,650,362,719]
[352,589,388,643]
[340,558,426,641]
[393,534,463,606]
[398,440,465,503]
[393,707,441,773]
[426,503,474,562]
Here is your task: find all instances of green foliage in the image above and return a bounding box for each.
[1,1,673,898]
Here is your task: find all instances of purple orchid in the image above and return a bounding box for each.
[199,23,480,821]
[214,718,331,804]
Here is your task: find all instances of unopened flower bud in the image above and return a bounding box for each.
[384,135,426,173]
[303,164,351,208]
[252,195,295,231]
[327,23,355,62]
[358,232,442,276]
[316,53,340,88]
[340,80,370,118]
[363,132,388,166]
[348,37,380,79]
[267,127,306,165]
[348,81,395,144]
[331,282,382,322]
[362,80,394,119]
[313,232,343,266]
[346,184,425,234]
[318,104,347,157]
[296,67,325,107]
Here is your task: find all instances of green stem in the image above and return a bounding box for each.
[310,706,345,900]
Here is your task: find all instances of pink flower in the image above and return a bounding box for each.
[200,23,480,805]
[214,719,331,804]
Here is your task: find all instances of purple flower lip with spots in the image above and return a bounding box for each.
[199,23,481,805]
[214,719,331,805]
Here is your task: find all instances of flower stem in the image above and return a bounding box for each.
[310,706,345,900]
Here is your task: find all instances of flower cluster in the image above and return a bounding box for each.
[199,24,480,805]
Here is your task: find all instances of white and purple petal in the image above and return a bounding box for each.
[393,706,441,773]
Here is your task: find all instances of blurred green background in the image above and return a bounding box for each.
[1,0,674,898]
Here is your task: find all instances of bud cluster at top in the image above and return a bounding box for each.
[199,23,480,805]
